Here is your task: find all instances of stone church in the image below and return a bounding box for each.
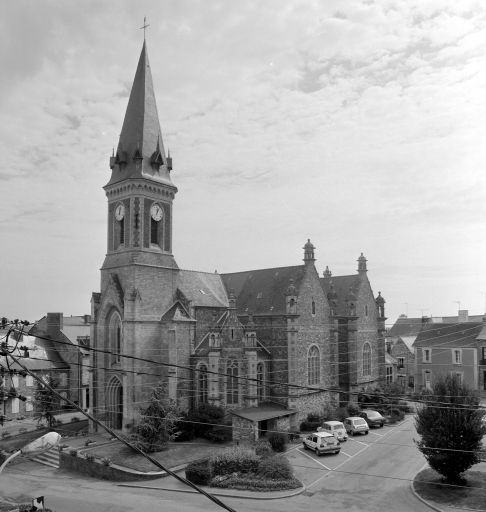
[89,42,387,441]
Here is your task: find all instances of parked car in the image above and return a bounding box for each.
[318,421,348,441]
[359,410,385,428]
[344,417,369,436]
[302,431,341,455]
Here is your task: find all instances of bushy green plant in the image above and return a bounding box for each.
[101,457,111,466]
[206,423,232,443]
[185,458,211,485]
[321,403,337,422]
[210,474,301,491]
[258,456,293,480]
[335,407,349,422]
[268,432,287,452]
[346,402,361,417]
[306,411,322,423]
[415,374,484,484]
[126,381,180,453]
[70,416,81,422]
[2,431,11,439]
[176,403,229,442]
[299,420,321,432]
[254,440,273,459]
[33,374,60,429]
[69,448,78,457]
[85,453,95,462]
[210,446,261,476]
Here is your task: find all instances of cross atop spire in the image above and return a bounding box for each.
[140,17,150,40]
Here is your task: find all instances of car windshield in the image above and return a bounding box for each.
[354,419,367,425]
[367,412,381,418]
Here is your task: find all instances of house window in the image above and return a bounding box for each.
[26,375,33,387]
[408,375,414,388]
[227,360,239,405]
[365,305,368,317]
[26,397,33,412]
[424,370,432,390]
[311,300,316,316]
[11,398,20,414]
[386,366,393,384]
[423,349,431,363]
[60,391,67,404]
[398,357,404,368]
[454,372,463,384]
[197,364,208,404]
[308,346,320,385]
[210,334,216,347]
[363,343,371,377]
[453,349,462,365]
[257,362,265,401]
[250,334,256,347]
[60,373,67,387]
[482,347,486,361]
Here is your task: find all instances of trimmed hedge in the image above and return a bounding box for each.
[210,474,302,491]
[185,459,211,485]
[258,456,293,480]
[210,446,261,476]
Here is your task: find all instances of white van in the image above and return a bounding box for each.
[318,421,348,441]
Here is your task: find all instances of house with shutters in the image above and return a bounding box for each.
[89,40,388,441]
[414,318,486,396]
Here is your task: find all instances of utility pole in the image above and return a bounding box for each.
[416,308,429,317]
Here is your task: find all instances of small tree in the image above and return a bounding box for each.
[127,382,180,453]
[414,374,484,483]
[33,374,60,429]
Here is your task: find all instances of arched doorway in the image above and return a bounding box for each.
[106,377,123,430]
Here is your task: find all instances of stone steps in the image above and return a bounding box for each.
[31,447,59,468]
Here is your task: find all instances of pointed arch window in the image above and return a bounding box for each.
[365,305,368,318]
[257,362,265,402]
[363,343,371,376]
[311,300,316,316]
[197,364,208,404]
[109,312,122,365]
[227,359,239,405]
[308,346,320,385]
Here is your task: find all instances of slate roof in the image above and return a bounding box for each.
[385,352,397,365]
[386,317,424,338]
[413,322,482,349]
[320,275,360,316]
[229,402,298,421]
[105,41,174,189]
[177,270,228,308]
[221,265,306,315]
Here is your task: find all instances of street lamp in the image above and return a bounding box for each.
[0,432,61,475]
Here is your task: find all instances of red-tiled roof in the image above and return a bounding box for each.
[221,266,305,315]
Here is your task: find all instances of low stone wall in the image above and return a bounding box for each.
[59,451,168,482]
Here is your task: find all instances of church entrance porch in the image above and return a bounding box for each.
[106,377,123,430]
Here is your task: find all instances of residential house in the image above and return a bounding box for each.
[385,352,397,385]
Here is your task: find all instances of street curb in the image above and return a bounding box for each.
[116,479,306,500]
[410,463,445,512]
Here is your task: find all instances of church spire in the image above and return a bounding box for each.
[107,41,174,188]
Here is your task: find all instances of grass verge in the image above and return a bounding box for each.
[414,466,486,511]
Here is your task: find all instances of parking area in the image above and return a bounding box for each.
[286,419,412,488]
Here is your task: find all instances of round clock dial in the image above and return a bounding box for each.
[151,204,163,221]
[115,204,125,221]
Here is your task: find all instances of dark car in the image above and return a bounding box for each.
[360,410,385,428]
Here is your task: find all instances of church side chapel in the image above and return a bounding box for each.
[89,41,387,441]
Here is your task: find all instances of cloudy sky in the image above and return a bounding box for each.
[0,0,485,325]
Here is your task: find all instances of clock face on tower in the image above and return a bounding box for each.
[150,204,163,221]
[115,204,125,221]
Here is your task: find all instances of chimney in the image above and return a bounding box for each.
[84,314,91,324]
[458,310,468,323]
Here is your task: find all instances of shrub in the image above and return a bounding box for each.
[258,456,293,480]
[346,402,361,417]
[69,448,78,457]
[210,446,261,476]
[210,474,301,491]
[335,407,349,422]
[288,430,300,442]
[19,427,27,434]
[176,404,227,442]
[254,440,273,459]
[306,411,322,423]
[185,458,211,485]
[85,453,95,462]
[54,419,63,428]
[2,431,11,439]
[17,415,26,420]
[70,416,81,422]
[206,423,232,443]
[268,432,287,453]
[101,457,111,466]
[299,420,321,432]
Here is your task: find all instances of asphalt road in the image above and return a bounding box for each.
[0,417,432,512]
